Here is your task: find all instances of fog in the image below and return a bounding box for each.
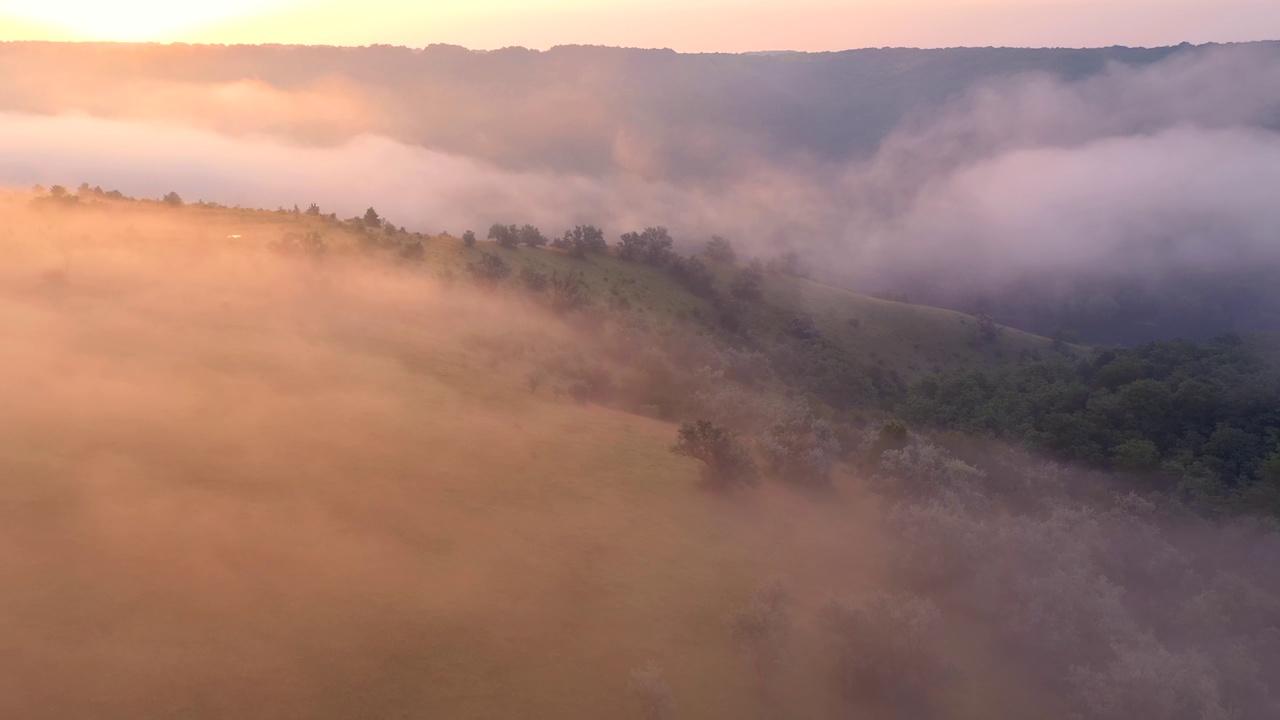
[3,42,1279,337]
[0,199,692,718]
[3,38,1280,718]
[4,195,1277,719]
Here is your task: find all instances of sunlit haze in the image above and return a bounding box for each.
[2,0,1278,49]
[3,2,1280,719]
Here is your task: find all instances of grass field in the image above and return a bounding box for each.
[0,193,1058,718]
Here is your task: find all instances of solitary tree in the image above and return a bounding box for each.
[671,420,759,488]
[488,223,520,248]
[462,229,477,247]
[162,191,184,207]
[704,235,736,264]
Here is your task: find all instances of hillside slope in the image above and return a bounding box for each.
[15,193,1064,383]
[0,197,1058,719]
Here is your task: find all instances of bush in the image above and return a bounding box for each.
[766,251,803,276]
[549,271,590,312]
[821,591,947,708]
[703,235,736,264]
[760,405,840,486]
[871,443,989,507]
[553,225,607,258]
[270,230,327,259]
[519,266,550,293]
[786,313,822,340]
[884,496,990,589]
[667,255,716,297]
[488,223,520,248]
[462,229,477,247]
[670,420,759,488]
[467,251,512,284]
[397,238,425,262]
[618,227,675,265]
[690,369,782,433]
[518,224,547,247]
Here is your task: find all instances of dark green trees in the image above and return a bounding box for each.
[671,420,759,488]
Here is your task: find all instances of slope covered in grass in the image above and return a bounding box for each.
[22,192,1064,381]
[2,198,1056,719]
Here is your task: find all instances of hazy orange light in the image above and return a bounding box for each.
[0,1,293,41]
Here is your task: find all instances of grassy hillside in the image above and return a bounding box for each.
[7,191,1277,720]
[32,194,1063,381]
[1,195,1058,719]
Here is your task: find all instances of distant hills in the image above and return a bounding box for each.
[4,39,1279,345]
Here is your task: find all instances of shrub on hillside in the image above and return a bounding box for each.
[618,227,675,265]
[690,369,782,434]
[885,496,990,590]
[667,255,716,297]
[488,223,520,248]
[786,313,822,340]
[549,271,590,312]
[553,225,607,258]
[467,251,512,284]
[871,443,989,507]
[462,229,477,246]
[703,235,736,264]
[766,251,803,277]
[270,230,327,259]
[760,405,840,487]
[519,266,550,293]
[397,237,425,262]
[670,420,759,488]
[821,591,947,708]
[518,224,547,247]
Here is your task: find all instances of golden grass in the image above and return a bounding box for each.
[0,194,1055,718]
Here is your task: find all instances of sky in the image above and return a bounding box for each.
[0,0,1277,51]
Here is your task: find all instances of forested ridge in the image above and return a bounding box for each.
[904,333,1280,515]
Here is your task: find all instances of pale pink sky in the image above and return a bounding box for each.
[0,0,1277,50]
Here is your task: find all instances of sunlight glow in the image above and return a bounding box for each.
[0,0,1275,50]
[0,1,298,41]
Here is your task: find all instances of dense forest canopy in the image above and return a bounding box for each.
[904,333,1280,514]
